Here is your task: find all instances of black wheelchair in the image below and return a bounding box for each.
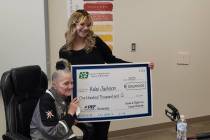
[165,104,210,140]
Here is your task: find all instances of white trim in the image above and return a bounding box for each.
[66,133,76,139]
[59,120,69,133]
[46,89,55,99]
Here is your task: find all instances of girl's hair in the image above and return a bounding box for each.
[53,59,71,81]
[63,9,96,53]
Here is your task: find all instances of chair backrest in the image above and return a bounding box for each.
[0,65,48,138]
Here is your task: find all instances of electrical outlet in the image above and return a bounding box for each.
[131,43,136,52]
[177,51,190,65]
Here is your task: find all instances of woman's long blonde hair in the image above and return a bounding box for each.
[64,10,96,53]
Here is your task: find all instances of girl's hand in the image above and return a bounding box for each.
[149,62,155,70]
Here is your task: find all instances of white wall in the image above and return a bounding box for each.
[0,0,47,136]
[111,0,210,130]
[0,95,6,137]
[1,0,210,137]
[48,0,210,131]
[0,0,47,77]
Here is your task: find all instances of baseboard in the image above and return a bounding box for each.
[109,115,210,138]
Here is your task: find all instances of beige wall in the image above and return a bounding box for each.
[48,0,210,131]
[48,0,68,74]
[110,0,210,130]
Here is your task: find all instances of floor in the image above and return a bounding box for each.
[109,119,210,140]
[1,91,210,140]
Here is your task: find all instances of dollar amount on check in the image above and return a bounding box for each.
[72,63,152,122]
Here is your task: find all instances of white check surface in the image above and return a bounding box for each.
[72,63,152,122]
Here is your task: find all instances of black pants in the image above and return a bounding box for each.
[76,121,110,140]
[68,137,82,140]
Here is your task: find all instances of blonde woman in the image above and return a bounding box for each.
[59,9,128,140]
[59,9,154,140]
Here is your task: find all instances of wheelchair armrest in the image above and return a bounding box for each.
[2,132,30,140]
[195,132,210,139]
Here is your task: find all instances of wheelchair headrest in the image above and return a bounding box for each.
[11,65,42,96]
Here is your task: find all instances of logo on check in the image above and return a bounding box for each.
[79,72,89,79]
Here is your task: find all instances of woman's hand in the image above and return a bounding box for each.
[68,97,79,116]
[149,62,155,70]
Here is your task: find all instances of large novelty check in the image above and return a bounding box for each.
[72,63,152,122]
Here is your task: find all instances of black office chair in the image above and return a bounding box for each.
[0,65,48,140]
[165,104,210,140]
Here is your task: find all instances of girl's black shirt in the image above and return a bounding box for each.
[59,36,128,65]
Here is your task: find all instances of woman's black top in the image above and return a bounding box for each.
[59,36,127,65]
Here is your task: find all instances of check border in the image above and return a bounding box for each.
[72,63,152,122]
